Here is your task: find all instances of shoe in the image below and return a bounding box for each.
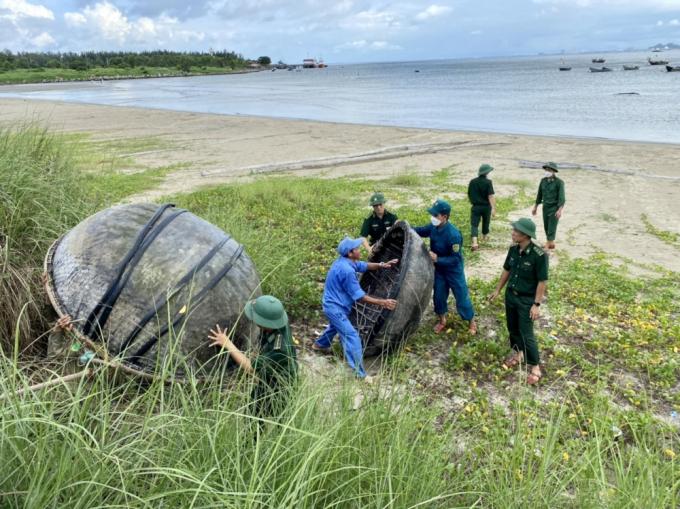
[433,322,446,334]
[311,342,332,354]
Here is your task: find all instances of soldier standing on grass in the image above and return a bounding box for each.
[467,164,497,251]
[488,218,548,385]
[532,162,566,251]
[415,199,477,336]
[361,192,398,252]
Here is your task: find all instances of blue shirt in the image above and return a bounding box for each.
[322,257,368,313]
[414,222,464,271]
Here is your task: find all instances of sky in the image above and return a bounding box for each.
[1,0,680,63]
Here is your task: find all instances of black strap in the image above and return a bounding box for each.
[117,236,230,355]
[126,244,245,363]
[83,204,185,340]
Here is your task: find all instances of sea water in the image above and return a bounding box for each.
[2,51,679,143]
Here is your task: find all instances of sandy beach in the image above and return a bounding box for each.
[2,96,679,273]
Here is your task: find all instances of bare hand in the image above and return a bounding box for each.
[54,315,74,333]
[530,305,541,321]
[491,208,497,218]
[488,291,500,302]
[555,209,563,219]
[382,299,398,310]
[383,258,399,269]
[429,251,438,263]
[531,206,538,216]
[208,324,233,349]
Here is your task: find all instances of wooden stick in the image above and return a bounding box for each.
[2,368,94,399]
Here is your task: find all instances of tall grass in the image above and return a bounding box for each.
[0,126,91,351]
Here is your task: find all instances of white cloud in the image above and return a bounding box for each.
[344,9,401,30]
[64,12,86,27]
[670,18,680,25]
[657,19,664,25]
[31,30,54,47]
[335,39,401,51]
[532,0,680,9]
[63,2,204,46]
[415,4,452,21]
[0,0,53,20]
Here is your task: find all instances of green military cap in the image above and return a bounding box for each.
[369,192,386,206]
[478,163,494,176]
[428,199,451,216]
[245,295,288,329]
[542,162,559,172]
[511,218,537,238]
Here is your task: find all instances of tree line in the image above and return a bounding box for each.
[0,50,257,72]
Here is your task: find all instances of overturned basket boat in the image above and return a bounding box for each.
[350,220,434,357]
[44,203,261,375]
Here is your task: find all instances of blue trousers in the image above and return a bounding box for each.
[433,267,475,321]
[314,306,366,378]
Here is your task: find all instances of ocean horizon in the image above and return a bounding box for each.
[2,50,679,144]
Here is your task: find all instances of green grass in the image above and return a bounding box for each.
[641,214,680,248]
[0,66,248,85]
[0,124,678,507]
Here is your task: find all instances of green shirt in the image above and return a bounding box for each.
[503,242,549,296]
[360,211,398,245]
[535,177,566,209]
[251,325,298,415]
[467,176,495,206]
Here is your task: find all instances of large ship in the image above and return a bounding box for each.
[302,58,327,68]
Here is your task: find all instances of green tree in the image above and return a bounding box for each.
[257,56,271,66]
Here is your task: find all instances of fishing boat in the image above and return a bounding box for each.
[648,57,669,65]
[666,65,680,72]
[559,66,572,71]
[623,65,639,71]
[589,66,612,73]
[592,58,606,63]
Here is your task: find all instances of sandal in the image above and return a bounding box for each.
[502,351,523,369]
[433,322,447,334]
[527,367,542,385]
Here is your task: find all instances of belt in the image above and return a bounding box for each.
[509,288,534,297]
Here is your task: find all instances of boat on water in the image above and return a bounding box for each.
[648,57,669,65]
[590,66,612,73]
[623,65,639,71]
[302,58,327,68]
[559,66,572,71]
[666,65,680,72]
[592,58,606,63]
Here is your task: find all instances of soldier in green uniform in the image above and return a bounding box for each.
[467,163,497,251]
[488,218,548,385]
[532,162,566,250]
[361,192,398,252]
[209,295,298,418]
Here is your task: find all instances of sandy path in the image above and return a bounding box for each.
[2,97,679,274]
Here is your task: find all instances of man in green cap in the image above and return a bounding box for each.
[209,295,298,417]
[488,218,548,385]
[467,163,497,251]
[532,162,566,250]
[361,192,398,251]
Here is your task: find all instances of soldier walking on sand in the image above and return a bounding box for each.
[468,163,497,251]
[488,218,548,385]
[532,162,565,250]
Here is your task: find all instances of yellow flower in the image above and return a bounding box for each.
[562,452,570,462]
[664,449,676,460]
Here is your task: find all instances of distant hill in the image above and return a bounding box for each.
[648,42,680,50]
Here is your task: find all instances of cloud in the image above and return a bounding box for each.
[0,0,53,20]
[532,0,680,9]
[670,18,680,25]
[31,30,54,47]
[335,39,401,51]
[64,11,86,26]
[415,4,452,21]
[343,9,401,29]
[63,2,205,46]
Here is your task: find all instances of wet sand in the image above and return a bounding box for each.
[1,97,679,273]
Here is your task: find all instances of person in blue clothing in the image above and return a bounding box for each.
[415,199,477,335]
[312,237,398,380]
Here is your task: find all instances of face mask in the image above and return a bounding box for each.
[544,171,553,178]
[430,216,442,227]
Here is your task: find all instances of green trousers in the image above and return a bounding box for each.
[505,290,540,366]
[542,206,559,241]
[470,205,492,237]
